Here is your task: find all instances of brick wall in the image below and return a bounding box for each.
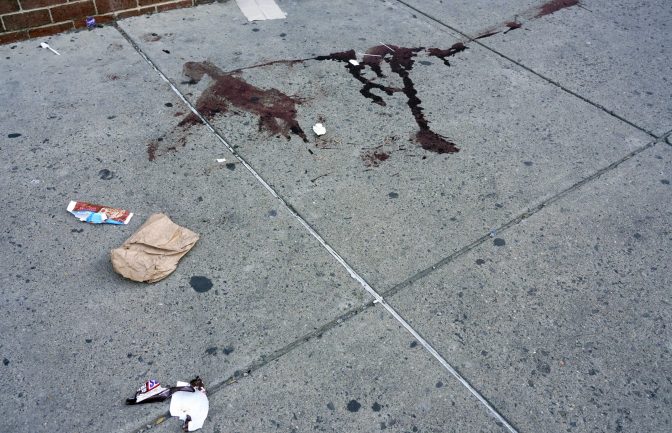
[0,0,216,45]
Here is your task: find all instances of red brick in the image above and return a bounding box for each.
[0,0,20,15]
[50,1,95,23]
[95,0,137,14]
[138,0,163,6]
[116,6,155,19]
[19,0,62,10]
[28,20,74,37]
[156,0,191,12]
[0,30,28,45]
[3,9,52,31]
[73,12,114,28]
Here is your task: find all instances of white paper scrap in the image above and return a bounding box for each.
[235,0,287,21]
[348,59,360,66]
[215,158,226,163]
[40,42,60,55]
[312,123,326,136]
[170,381,209,432]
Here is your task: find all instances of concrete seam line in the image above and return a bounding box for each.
[114,23,518,433]
[383,136,661,301]
[389,0,658,139]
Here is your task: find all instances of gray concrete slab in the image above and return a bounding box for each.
[0,28,369,433]
[401,0,672,135]
[399,0,536,35]
[146,307,507,433]
[120,0,650,291]
[389,142,672,432]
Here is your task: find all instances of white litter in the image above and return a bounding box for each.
[235,0,286,21]
[169,381,209,432]
[312,123,326,136]
[216,158,226,163]
[40,42,60,56]
[348,59,360,66]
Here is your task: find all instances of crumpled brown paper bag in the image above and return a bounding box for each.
[111,213,199,283]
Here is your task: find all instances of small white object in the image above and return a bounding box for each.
[216,158,226,163]
[170,381,209,432]
[40,42,60,56]
[348,59,360,66]
[235,0,286,21]
[312,123,326,136]
[380,42,395,53]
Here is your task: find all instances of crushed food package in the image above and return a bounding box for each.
[170,378,209,431]
[67,200,133,225]
[111,213,199,283]
[125,380,194,405]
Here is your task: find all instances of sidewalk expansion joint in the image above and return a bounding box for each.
[390,0,659,139]
[383,135,664,301]
[114,22,519,433]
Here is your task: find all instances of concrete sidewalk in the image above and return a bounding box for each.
[0,1,670,432]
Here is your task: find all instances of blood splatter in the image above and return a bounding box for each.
[362,150,391,167]
[178,61,307,142]
[318,44,462,154]
[536,0,580,17]
[504,21,522,33]
[475,30,500,40]
[427,43,468,66]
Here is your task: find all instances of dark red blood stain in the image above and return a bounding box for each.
[316,49,400,106]
[362,150,390,167]
[158,44,470,162]
[536,0,579,17]
[147,140,158,161]
[317,44,462,154]
[476,30,500,39]
[178,61,307,142]
[504,21,522,33]
[427,43,467,66]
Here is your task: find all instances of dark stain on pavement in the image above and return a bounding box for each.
[504,21,522,33]
[179,61,308,142]
[317,44,464,154]
[8,133,21,138]
[362,149,391,167]
[98,169,115,180]
[2,358,9,366]
[537,0,579,17]
[493,238,506,246]
[347,399,361,412]
[372,402,382,412]
[205,345,233,356]
[190,276,213,293]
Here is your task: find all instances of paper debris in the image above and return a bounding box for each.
[312,123,326,136]
[170,380,209,431]
[235,0,286,21]
[348,59,360,66]
[67,200,133,225]
[126,380,195,405]
[40,42,60,55]
[111,213,199,283]
[215,158,227,163]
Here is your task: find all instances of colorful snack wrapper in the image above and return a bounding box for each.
[67,200,133,225]
[125,379,195,405]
